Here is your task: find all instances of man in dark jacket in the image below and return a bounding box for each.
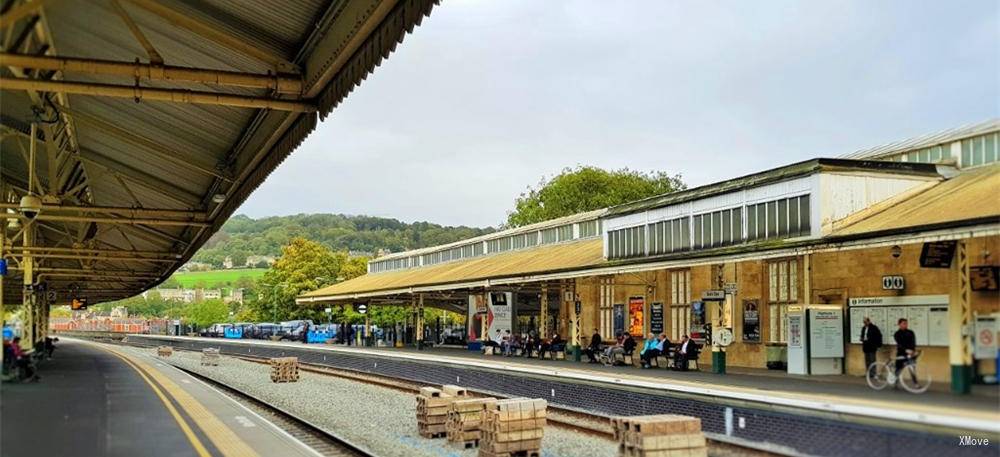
[860,317,883,374]
[893,318,917,375]
[584,328,602,363]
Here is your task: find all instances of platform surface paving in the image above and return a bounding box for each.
[1,339,320,457]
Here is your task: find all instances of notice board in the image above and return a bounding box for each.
[650,302,664,335]
[809,308,844,358]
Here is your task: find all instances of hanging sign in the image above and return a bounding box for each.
[613,304,625,336]
[919,241,957,268]
[702,290,725,301]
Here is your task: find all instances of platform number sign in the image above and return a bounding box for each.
[882,275,905,291]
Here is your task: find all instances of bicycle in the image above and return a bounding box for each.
[866,350,931,393]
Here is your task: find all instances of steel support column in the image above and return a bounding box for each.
[949,240,973,394]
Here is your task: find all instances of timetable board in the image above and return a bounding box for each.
[848,295,948,347]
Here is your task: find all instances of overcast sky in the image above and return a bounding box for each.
[239,0,998,228]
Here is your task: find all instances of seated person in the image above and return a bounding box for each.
[673,335,699,371]
[506,333,524,356]
[622,332,637,356]
[523,333,537,358]
[539,334,565,359]
[44,337,57,359]
[583,328,603,363]
[499,330,513,355]
[482,329,502,352]
[602,332,627,364]
[9,337,38,382]
[639,333,659,368]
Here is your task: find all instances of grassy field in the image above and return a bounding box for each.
[171,268,266,288]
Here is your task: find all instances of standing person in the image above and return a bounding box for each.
[893,318,916,375]
[500,330,513,356]
[860,317,883,374]
[584,328,602,363]
[301,322,310,344]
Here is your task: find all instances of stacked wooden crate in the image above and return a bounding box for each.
[201,348,220,366]
[156,346,172,357]
[446,397,498,448]
[611,414,706,457]
[479,398,546,457]
[269,357,299,383]
[416,386,458,438]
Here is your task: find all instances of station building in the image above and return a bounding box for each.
[299,121,1000,393]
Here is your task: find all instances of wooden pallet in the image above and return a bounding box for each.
[610,414,707,457]
[478,398,546,457]
[269,357,299,383]
[201,348,220,366]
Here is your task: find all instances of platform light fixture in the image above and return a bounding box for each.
[890,245,902,259]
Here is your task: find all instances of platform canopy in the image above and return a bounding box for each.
[1,0,439,305]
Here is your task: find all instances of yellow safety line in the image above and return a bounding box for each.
[95,344,260,457]
[96,346,212,457]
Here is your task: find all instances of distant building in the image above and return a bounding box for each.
[180,261,212,272]
[349,250,373,258]
[110,306,129,318]
[222,256,234,269]
[225,288,244,304]
[245,255,276,267]
[155,288,223,303]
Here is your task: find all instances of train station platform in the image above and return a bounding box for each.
[125,334,1000,457]
[1,339,320,457]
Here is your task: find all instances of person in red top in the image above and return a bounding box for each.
[9,337,38,382]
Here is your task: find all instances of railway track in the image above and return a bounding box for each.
[171,364,375,457]
[118,337,779,456]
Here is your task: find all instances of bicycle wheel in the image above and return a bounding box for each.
[866,362,890,390]
[899,363,931,394]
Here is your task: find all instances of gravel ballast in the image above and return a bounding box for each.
[126,346,617,457]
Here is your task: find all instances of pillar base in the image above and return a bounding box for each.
[951,364,973,394]
[712,350,726,375]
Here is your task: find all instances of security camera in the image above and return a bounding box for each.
[19,194,42,220]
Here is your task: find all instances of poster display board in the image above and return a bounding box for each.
[650,303,664,335]
[808,308,844,358]
[467,292,513,343]
[788,313,803,348]
[613,304,625,336]
[742,299,760,342]
[974,315,998,360]
[628,297,645,337]
[847,295,948,347]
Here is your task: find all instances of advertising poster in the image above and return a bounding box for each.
[486,292,513,343]
[629,297,645,337]
[650,303,664,334]
[613,304,625,336]
[467,294,486,341]
[742,299,760,342]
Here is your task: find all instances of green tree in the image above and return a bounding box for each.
[506,166,685,227]
[255,238,348,322]
[183,299,229,329]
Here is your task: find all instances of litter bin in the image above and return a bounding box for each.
[570,345,582,362]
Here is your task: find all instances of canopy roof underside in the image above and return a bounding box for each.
[1,0,439,305]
